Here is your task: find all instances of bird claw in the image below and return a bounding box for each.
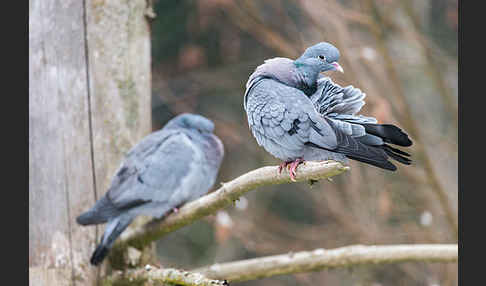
[290,174,297,182]
[279,159,304,182]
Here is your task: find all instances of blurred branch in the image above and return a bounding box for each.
[399,0,458,128]
[222,0,299,57]
[196,244,458,283]
[364,0,458,240]
[107,244,457,285]
[114,161,349,252]
[106,267,228,286]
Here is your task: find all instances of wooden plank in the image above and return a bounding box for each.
[85,0,152,270]
[29,0,97,285]
[85,0,152,197]
[29,0,151,284]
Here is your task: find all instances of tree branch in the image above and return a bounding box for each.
[195,244,458,283]
[114,161,349,251]
[106,266,229,286]
[106,244,457,285]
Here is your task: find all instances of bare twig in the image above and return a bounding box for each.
[399,0,458,126]
[222,1,299,58]
[114,161,349,251]
[106,266,229,286]
[195,244,458,283]
[362,0,458,240]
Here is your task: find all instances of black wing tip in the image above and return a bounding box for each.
[323,119,400,171]
[345,154,397,171]
[382,144,412,165]
[317,118,414,171]
[384,161,398,171]
[363,123,413,147]
[388,132,413,147]
[90,244,109,266]
[383,144,411,157]
[374,159,398,171]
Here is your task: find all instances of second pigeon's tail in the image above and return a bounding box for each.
[76,196,120,226]
[90,215,134,266]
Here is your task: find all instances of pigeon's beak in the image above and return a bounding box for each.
[331,62,344,73]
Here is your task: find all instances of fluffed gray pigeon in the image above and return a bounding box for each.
[76,113,224,265]
[244,42,412,181]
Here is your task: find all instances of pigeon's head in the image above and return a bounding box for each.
[295,42,343,74]
[168,113,215,133]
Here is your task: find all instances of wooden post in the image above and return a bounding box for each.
[29,0,151,285]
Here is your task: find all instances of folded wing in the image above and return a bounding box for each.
[309,76,412,168]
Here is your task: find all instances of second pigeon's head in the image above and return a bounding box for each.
[166,113,215,134]
[294,42,343,74]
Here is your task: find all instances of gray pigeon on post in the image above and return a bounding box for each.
[76,113,224,265]
[244,42,412,181]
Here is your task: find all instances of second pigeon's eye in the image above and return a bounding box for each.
[318,55,326,60]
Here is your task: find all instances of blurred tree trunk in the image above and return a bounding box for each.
[29,0,151,285]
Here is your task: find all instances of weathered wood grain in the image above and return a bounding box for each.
[85,0,152,197]
[29,0,151,284]
[29,0,96,285]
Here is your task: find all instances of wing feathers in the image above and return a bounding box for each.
[361,123,413,147]
[320,118,397,171]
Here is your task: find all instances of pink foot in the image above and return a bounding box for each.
[288,158,304,182]
[172,207,179,213]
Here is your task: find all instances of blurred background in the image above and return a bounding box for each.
[149,0,458,285]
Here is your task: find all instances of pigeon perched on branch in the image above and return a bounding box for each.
[244,42,412,181]
[76,113,224,265]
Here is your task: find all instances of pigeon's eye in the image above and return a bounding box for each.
[318,55,326,60]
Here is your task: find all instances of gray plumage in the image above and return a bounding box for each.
[244,42,412,172]
[76,113,224,265]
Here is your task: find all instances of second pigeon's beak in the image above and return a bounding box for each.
[331,62,344,73]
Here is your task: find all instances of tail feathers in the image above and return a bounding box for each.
[333,136,397,171]
[358,123,412,167]
[343,141,411,169]
[89,216,133,266]
[345,153,397,171]
[380,144,411,165]
[306,138,398,171]
[76,211,102,226]
[90,244,110,266]
[342,141,411,169]
[318,118,398,171]
[76,196,119,226]
[362,123,413,147]
[308,128,397,172]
